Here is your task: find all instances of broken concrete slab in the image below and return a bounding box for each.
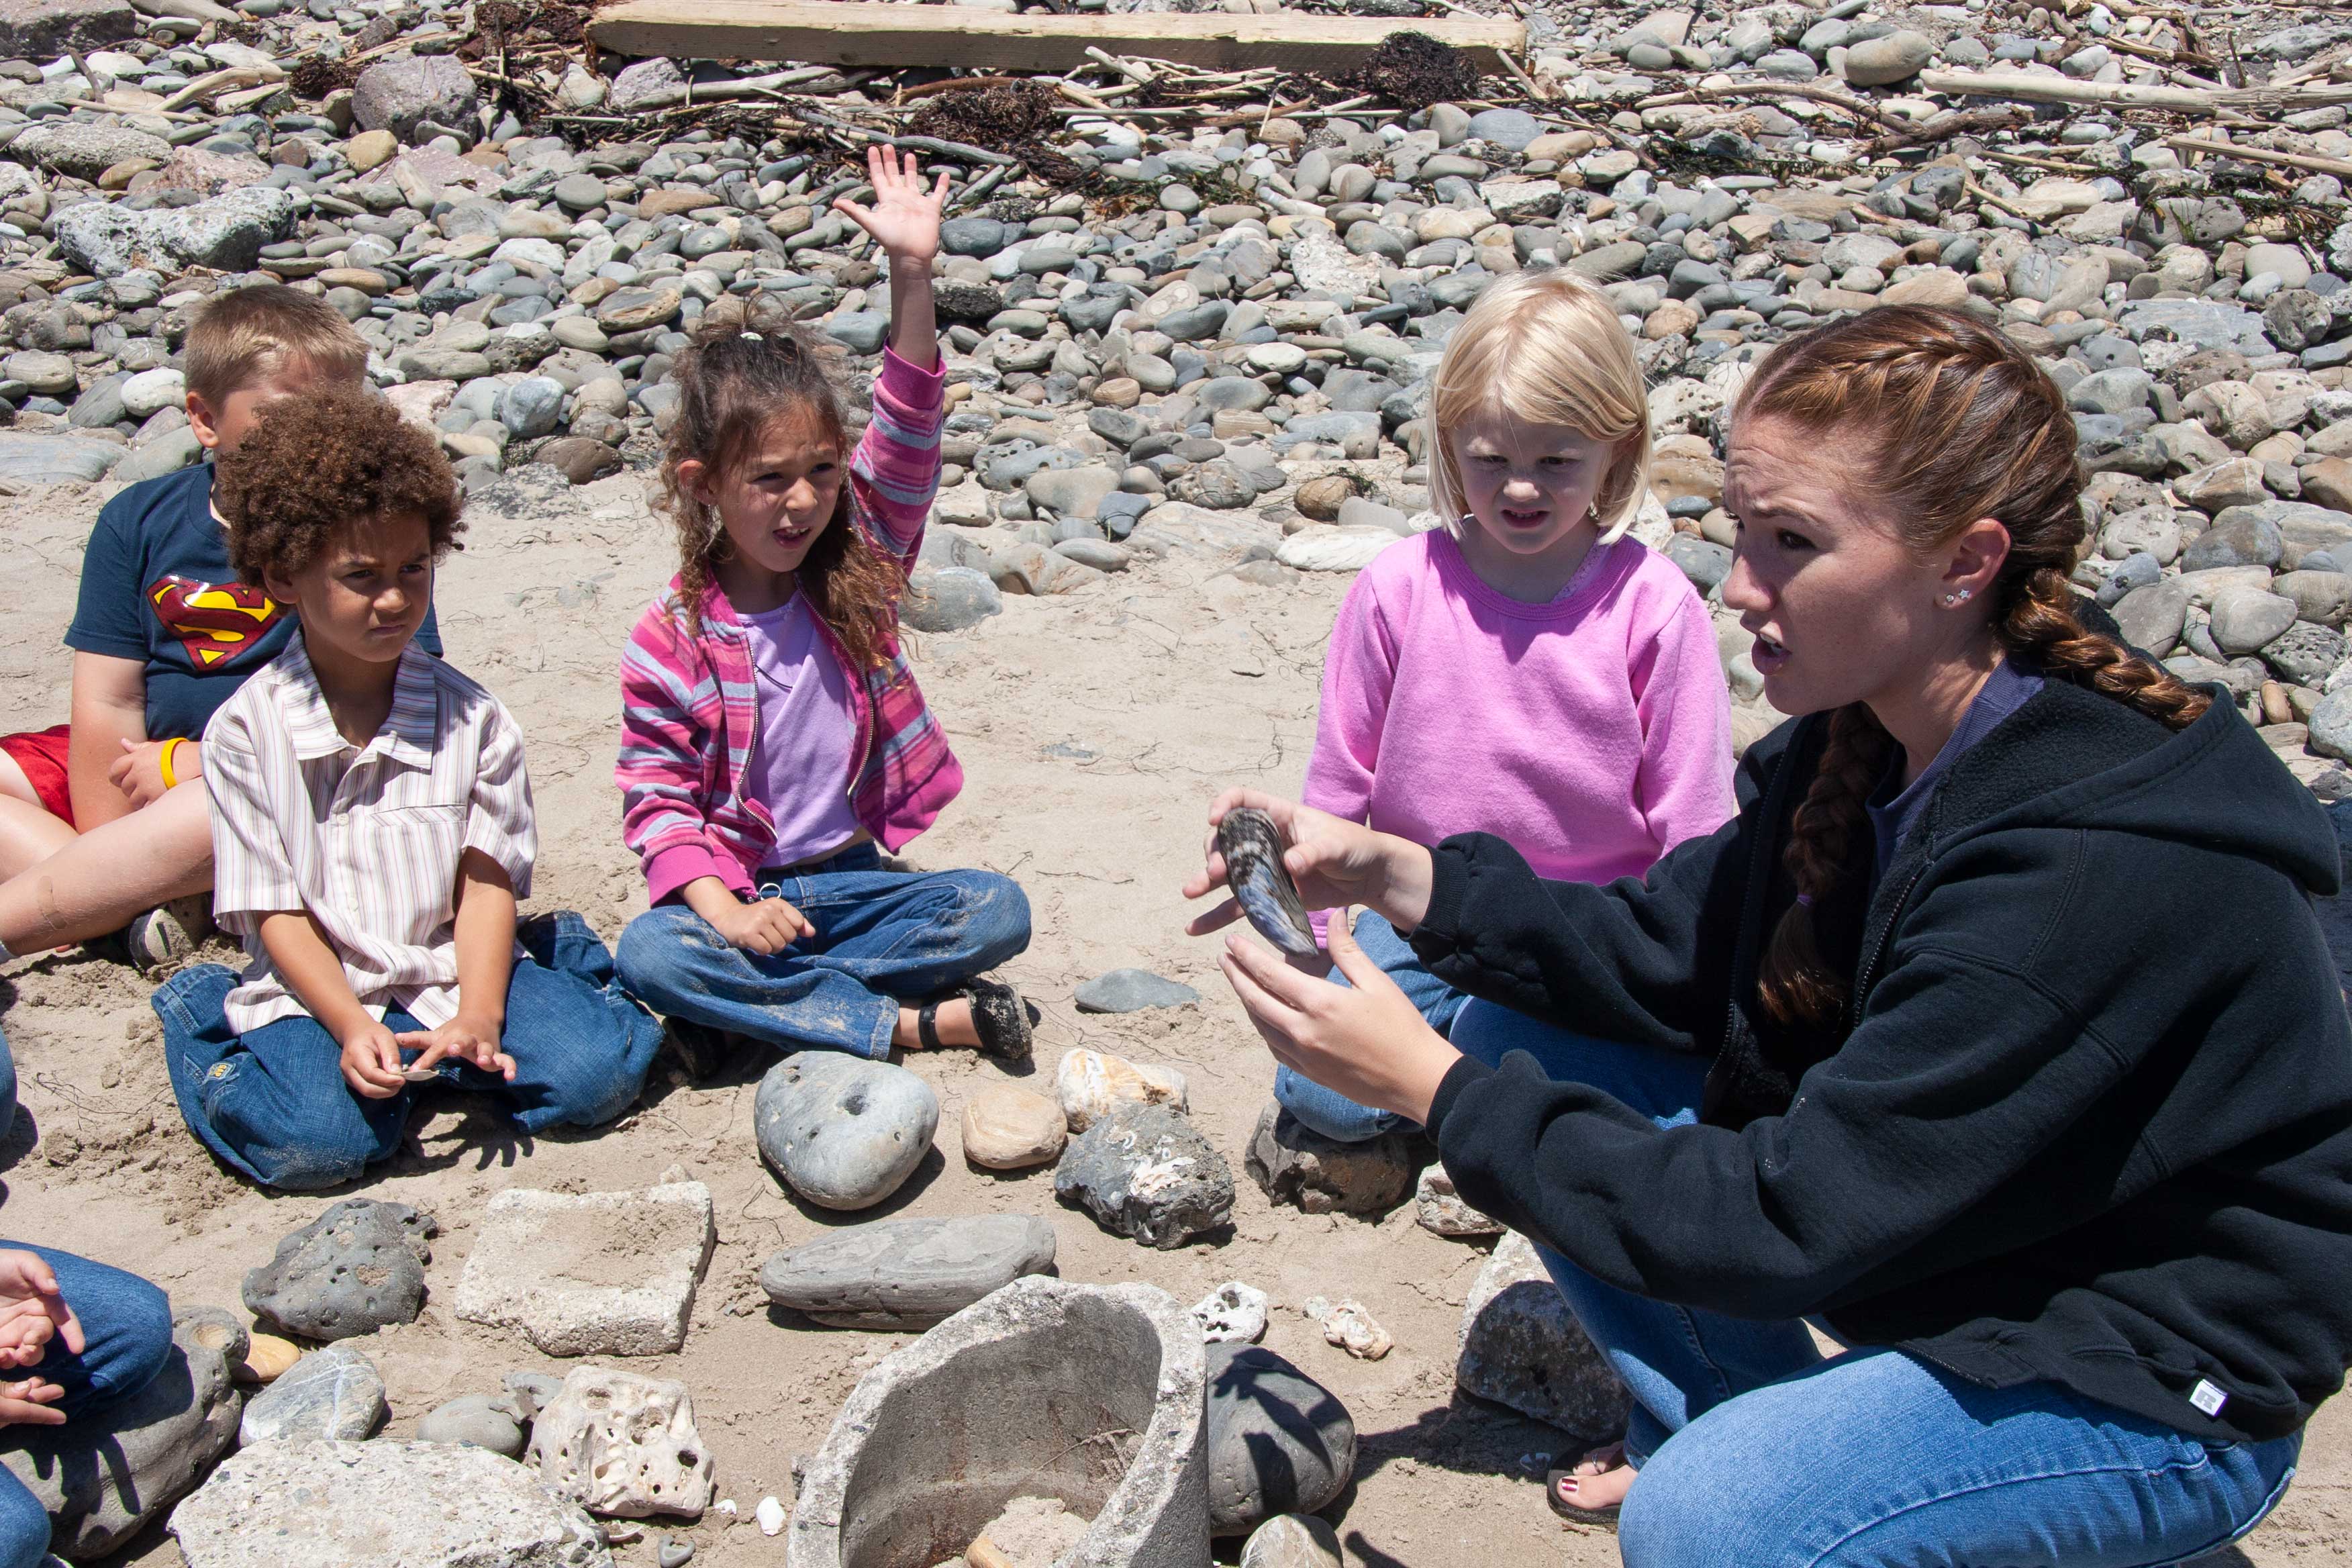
[454,1181,715,1357]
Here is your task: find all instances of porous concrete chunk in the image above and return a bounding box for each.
[243,1197,435,1341]
[758,1214,1057,1328]
[238,1341,385,1446]
[454,1182,715,1357]
[787,1279,1208,1568]
[5,1307,242,1560]
[530,1366,716,1520]
[1456,1231,1629,1440]
[169,1440,611,1567]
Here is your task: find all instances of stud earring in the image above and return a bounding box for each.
[1943,588,1972,607]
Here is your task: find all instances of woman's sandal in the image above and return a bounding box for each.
[1546,1440,1631,1529]
[916,978,1038,1061]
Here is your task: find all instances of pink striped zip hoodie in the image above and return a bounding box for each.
[616,348,961,906]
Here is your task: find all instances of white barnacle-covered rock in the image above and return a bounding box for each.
[529,1366,716,1520]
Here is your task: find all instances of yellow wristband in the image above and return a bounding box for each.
[158,738,183,791]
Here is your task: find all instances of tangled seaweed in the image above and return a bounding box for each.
[1348,32,1479,111]
[908,81,1060,147]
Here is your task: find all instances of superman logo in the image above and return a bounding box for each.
[148,577,283,667]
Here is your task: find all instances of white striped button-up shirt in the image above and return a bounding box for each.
[202,630,537,1034]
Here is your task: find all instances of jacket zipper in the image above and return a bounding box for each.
[1848,859,1931,1030]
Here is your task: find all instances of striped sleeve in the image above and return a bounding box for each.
[616,605,737,901]
[199,695,301,934]
[462,693,538,897]
[849,345,946,566]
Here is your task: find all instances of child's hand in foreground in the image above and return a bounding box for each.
[397,1014,517,1082]
[109,738,196,808]
[711,895,816,956]
[338,1017,412,1099]
[1219,908,1464,1127]
[0,1251,83,1378]
[833,144,950,263]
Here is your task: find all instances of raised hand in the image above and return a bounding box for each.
[832,144,951,264]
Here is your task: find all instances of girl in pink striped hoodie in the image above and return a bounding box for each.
[614,148,1034,1072]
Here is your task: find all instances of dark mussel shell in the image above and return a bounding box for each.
[1217,807,1319,958]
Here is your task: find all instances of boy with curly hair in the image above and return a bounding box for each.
[0,283,442,969]
[148,389,660,1190]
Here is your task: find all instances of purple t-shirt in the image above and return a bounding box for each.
[742,595,865,870]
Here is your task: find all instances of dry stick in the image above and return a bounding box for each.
[1918,66,2352,115]
[1865,103,2031,156]
[1636,81,1918,134]
[2169,135,2352,180]
[1964,175,2039,227]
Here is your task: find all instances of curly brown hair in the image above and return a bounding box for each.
[1734,306,2210,1029]
[214,387,464,588]
[658,301,903,669]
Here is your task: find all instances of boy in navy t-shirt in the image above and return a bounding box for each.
[0,285,436,965]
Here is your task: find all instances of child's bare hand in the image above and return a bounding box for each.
[0,1377,67,1428]
[396,1014,516,1082]
[0,1252,82,1372]
[712,895,816,956]
[832,144,949,264]
[108,738,191,808]
[337,1018,409,1099]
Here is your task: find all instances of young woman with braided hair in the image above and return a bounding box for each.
[1187,304,2352,1562]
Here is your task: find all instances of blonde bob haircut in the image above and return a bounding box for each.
[1425,269,1652,544]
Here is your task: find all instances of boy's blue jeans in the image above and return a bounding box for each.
[1272,909,1465,1142]
[152,911,661,1191]
[0,1245,175,1568]
[614,843,1031,1060]
[1447,998,2303,1565]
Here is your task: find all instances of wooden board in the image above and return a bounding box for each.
[589,1,1524,74]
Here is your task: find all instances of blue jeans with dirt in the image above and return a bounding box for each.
[614,842,1030,1059]
[152,911,661,1191]
[1449,997,2304,1565]
[0,1244,175,1568]
[1271,909,1466,1142]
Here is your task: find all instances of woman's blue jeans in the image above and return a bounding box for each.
[615,843,1031,1060]
[152,911,662,1191]
[1273,910,1466,1142]
[0,1245,175,1568]
[1448,998,2303,1566]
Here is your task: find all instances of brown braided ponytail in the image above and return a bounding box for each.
[1738,307,2214,1026]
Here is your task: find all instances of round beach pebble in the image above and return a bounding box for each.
[754,1053,939,1212]
[960,1083,1066,1170]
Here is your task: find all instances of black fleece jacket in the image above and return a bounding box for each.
[1412,676,2352,1443]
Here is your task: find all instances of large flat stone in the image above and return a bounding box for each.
[170,1440,610,1567]
[0,433,124,486]
[454,1182,714,1357]
[758,1214,1058,1328]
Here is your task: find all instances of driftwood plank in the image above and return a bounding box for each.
[589,1,1524,73]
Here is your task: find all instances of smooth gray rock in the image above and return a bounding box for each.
[606,56,684,113]
[2112,579,2190,658]
[1457,1231,1629,1438]
[68,375,128,430]
[2208,589,2298,656]
[903,565,1002,632]
[1158,301,1231,343]
[2182,513,2284,572]
[1244,1100,1415,1217]
[64,187,299,277]
[115,426,205,483]
[1074,969,1201,1014]
[1204,1343,1355,1536]
[1026,463,1121,518]
[11,121,169,179]
[0,432,125,485]
[2310,688,2352,762]
[1664,532,1734,594]
[758,1213,1057,1328]
[238,1342,385,1446]
[352,55,481,141]
[824,311,889,354]
[418,1392,528,1456]
[503,1370,565,1422]
[939,217,1008,257]
[2,1307,243,1560]
[1843,29,1935,85]
[1465,108,1542,151]
[0,0,136,58]
[755,1053,939,1212]
[498,376,566,439]
[3,350,75,397]
[1055,1101,1234,1249]
[242,1197,436,1341]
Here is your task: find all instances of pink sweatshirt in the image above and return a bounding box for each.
[1304,529,1735,905]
